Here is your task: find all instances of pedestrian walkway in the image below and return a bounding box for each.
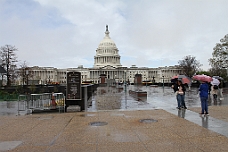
[1,108,228,152]
[165,107,228,138]
[1,86,228,151]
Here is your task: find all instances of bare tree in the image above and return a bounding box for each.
[0,45,18,86]
[178,55,202,77]
[209,34,228,78]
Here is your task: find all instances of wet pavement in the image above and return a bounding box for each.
[88,85,228,111]
[87,85,228,138]
[1,85,227,115]
[1,85,228,151]
[0,101,18,116]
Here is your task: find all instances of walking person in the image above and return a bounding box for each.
[219,80,224,100]
[177,80,187,110]
[199,81,209,116]
[208,82,212,96]
[171,80,180,109]
[211,84,218,102]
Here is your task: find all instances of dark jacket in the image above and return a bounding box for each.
[199,83,209,98]
[172,83,179,92]
[178,84,186,95]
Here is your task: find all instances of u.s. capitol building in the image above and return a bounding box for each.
[24,25,182,85]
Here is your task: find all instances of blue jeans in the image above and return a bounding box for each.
[200,97,208,114]
[177,94,185,108]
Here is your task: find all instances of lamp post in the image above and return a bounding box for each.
[146,78,147,87]
[162,76,164,88]
[124,70,127,93]
[124,70,127,109]
[26,69,29,85]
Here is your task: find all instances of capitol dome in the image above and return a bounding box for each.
[94,25,122,68]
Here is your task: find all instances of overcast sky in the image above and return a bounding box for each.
[0,0,227,70]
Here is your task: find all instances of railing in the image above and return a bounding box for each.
[18,93,65,114]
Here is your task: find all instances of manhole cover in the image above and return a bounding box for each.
[90,121,108,126]
[139,119,158,123]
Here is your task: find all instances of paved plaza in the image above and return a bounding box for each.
[0,86,228,151]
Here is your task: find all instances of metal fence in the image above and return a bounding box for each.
[18,93,65,114]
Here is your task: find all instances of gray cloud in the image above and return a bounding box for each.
[0,0,227,70]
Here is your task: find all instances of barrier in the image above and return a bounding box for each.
[18,93,65,114]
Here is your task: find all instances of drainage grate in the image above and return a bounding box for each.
[90,121,108,126]
[139,119,158,123]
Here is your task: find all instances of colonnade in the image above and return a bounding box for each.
[90,70,126,83]
[94,56,120,65]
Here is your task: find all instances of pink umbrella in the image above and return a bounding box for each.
[171,75,191,85]
[171,75,178,79]
[192,75,212,82]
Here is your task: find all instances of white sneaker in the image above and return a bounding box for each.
[199,113,204,117]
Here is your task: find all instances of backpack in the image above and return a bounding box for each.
[213,85,218,90]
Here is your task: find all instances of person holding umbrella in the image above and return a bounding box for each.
[213,76,224,100]
[199,81,209,116]
[171,75,190,110]
[171,80,179,109]
[176,80,187,110]
[210,78,220,102]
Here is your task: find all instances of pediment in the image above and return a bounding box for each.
[100,65,117,70]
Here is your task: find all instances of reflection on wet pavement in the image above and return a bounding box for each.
[89,85,228,111]
[1,85,228,116]
[0,101,20,116]
[201,116,209,128]
[88,85,228,138]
